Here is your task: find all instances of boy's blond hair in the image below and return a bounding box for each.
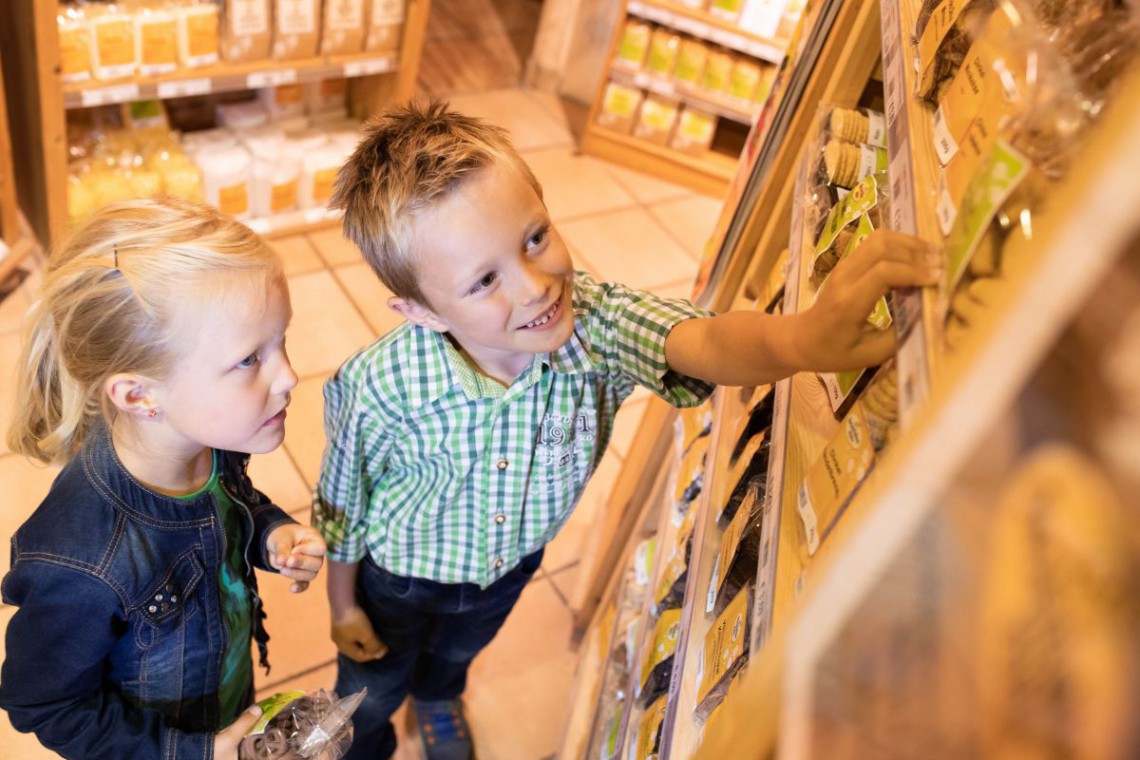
[330,100,542,306]
[7,196,282,465]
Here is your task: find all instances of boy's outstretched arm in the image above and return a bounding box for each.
[665,230,942,387]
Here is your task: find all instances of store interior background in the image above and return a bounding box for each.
[0,0,725,758]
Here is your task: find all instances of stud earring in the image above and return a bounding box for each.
[146,408,159,420]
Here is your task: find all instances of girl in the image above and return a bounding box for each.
[0,197,326,758]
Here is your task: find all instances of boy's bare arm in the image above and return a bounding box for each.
[665,230,941,387]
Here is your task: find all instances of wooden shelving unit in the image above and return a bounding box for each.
[0,0,430,248]
[0,40,38,284]
[565,0,1140,756]
[580,0,795,198]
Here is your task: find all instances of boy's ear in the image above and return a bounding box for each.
[389,296,449,333]
[104,373,161,419]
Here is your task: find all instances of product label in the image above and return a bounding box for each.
[277,0,317,35]
[865,110,887,149]
[654,552,686,609]
[93,16,136,70]
[59,25,90,79]
[797,407,875,556]
[139,18,178,69]
[945,141,1029,291]
[858,144,889,182]
[230,0,270,36]
[640,609,681,683]
[814,174,880,256]
[918,0,969,93]
[312,168,339,204]
[248,690,306,734]
[219,182,250,217]
[326,0,365,31]
[634,696,668,760]
[634,538,656,587]
[270,180,298,213]
[372,0,406,23]
[697,586,750,704]
[183,7,220,59]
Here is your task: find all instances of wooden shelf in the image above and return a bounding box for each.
[63,52,399,109]
[582,123,738,198]
[627,0,786,64]
[608,64,759,124]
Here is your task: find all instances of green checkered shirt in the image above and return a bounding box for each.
[315,272,714,587]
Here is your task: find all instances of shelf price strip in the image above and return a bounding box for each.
[627,0,784,64]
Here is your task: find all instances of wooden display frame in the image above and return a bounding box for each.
[579,0,792,197]
[0,0,430,248]
[0,43,38,285]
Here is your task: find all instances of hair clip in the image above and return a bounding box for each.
[113,244,119,269]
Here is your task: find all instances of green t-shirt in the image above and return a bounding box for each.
[178,451,253,724]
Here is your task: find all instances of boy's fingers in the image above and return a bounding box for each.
[842,258,939,317]
[840,231,940,281]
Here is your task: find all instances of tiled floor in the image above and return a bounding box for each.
[0,1,728,756]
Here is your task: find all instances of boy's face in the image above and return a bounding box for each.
[393,163,576,382]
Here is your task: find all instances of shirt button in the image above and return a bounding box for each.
[496,458,509,471]
[493,513,507,525]
[493,557,504,570]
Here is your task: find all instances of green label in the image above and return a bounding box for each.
[247,690,306,735]
[815,174,880,256]
[945,141,1030,291]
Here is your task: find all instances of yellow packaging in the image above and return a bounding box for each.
[365,0,405,53]
[674,37,708,86]
[135,5,178,77]
[700,48,735,96]
[633,95,679,146]
[270,179,299,213]
[669,107,716,156]
[178,2,220,68]
[646,27,681,79]
[639,609,682,693]
[696,585,751,706]
[796,406,875,555]
[615,19,651,69]
[58,6,91,83]
[321,0,366,55]
[311,167,338,205]
[917,0,993,100]
[221,0,272,63]
[273,0,321,60]
[218,182,249,217]
[89,8,138,80]
[634,696,668,760]
[596,81,643,135]
[728,57,762,102]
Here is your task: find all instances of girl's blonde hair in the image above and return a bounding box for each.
[8,196,283,465]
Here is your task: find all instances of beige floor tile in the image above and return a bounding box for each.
[545,562,583,611]
[560,207,698,292]
[255,567,338,684]
[608,396,649,461]
[446,90,574,153]
[282,375,328,487]
[248,446,312,514]
[333,262,407,338]
[308,226,365,268]
[0,455,63,573]
[524,147,637,222]
[271,234,325,276]
[523,89,574,132]
[286,271,374,378]
[603,163,696,206]
[647,195,726,261]
[649,277,699,301]
[469,575,575,684]
[465,647,578,760]
[543,454,622,574]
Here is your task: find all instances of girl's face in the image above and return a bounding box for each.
[152,277,297,457]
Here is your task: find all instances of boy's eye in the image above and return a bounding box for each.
[470,272,497,294]
[527,226,549,251]
[236,353,260,369]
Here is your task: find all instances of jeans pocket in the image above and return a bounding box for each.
[361,555,417,601]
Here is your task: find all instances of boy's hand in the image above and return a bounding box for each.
[799,230,942,371]
[214,704,261,758]
[266,525,327,593]
[332,605,388,662]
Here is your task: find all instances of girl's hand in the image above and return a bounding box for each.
[332,605,388,662]
[214,704,262,758]
[266,525,327,593]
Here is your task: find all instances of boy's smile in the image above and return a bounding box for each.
[393,163,576,384]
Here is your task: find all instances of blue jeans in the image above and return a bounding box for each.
[336,548,544,759]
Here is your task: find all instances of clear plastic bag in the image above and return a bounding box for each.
[239,689,367,760]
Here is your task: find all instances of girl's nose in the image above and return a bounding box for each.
[273,352,299,395]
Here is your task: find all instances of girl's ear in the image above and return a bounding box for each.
[388,296,449,333]
[104,373,160,419]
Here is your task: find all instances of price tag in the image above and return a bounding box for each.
[246,69,297,89]
[246,218,271,235]
[157,78,212,99]
[673,17,705,38]
[343,57,393,77]
[80,84,141,107]
[710,29,741,50]
[303,207,330,224]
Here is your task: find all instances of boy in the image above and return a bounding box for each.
[315,101,940,760]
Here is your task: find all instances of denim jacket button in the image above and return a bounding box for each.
[148,605,158,613]
[170,594,178,603]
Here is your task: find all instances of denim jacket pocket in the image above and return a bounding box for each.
[135,550,205,631]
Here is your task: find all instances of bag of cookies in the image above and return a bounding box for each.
[240,689,367,759]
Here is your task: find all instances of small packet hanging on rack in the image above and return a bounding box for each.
[695,584,752,721]
[239,688,367,759]
[632,695,668,760]
[914,0,997,103]
[711,478,764,612]
[638,609,682,705]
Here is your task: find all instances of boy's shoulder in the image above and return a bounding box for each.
[328,321,452,414]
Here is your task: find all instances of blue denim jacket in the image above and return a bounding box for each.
[0,425,296,759]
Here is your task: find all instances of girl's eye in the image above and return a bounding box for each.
[527,226,549,251]
[470,272,497,294]
[236,353,259,369]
